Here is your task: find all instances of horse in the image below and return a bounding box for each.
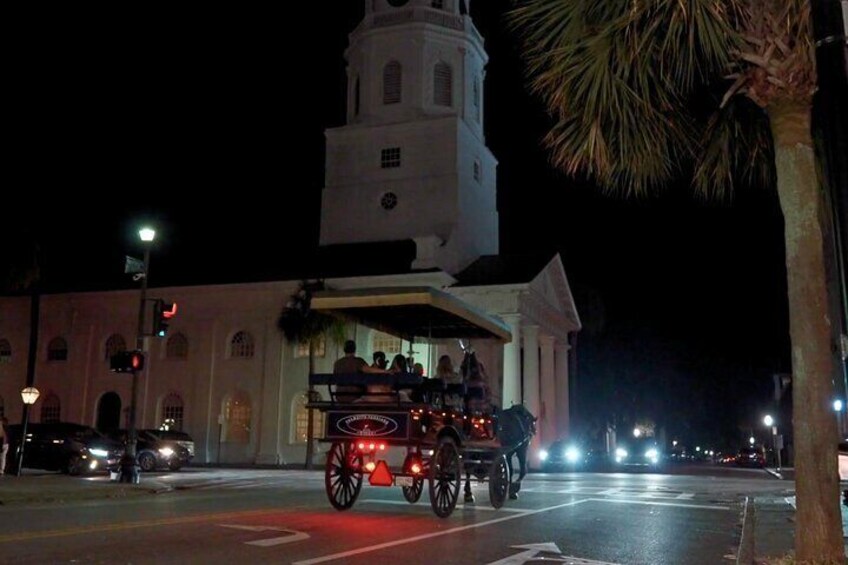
[459,350,537,503]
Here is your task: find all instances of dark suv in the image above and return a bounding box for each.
[7,422,124,475]
[106,429,194,472]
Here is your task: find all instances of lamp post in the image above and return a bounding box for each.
[16,386,40,476]
[763,414,781,469]
[119,227,155,484]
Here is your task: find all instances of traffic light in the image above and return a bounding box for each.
[110,350,145,373]
[153,300,177,337]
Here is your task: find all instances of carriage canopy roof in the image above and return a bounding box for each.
[310,286,512,343]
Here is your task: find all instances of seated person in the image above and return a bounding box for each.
[332,340,385,402]
[462,352,493,415]
[359,354,411,403]
[436,354,463,411]
[371,351,388,371]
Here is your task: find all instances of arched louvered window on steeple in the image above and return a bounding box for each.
[383,61,402,105]
[434,62,452,107]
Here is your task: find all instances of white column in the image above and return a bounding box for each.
[539,334,556,446]
[522,325,541,466]
[501,314,521,408]
[555,342,571,440]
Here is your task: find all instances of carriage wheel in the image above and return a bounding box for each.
[325,442,363,511]
[428,438,461,518]
[488,454,510,509]
[402,478,424,503]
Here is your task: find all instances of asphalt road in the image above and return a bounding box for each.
[0,464,790,564]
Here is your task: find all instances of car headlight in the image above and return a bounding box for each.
[158,447,175,457]
[89,448,108,458]
[565,447,581,463]
[615,448,628,459]
[645,448,658,459]
[539,449,549,461]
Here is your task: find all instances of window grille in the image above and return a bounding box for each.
[381,147,401,169]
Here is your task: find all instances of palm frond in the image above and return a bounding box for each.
[693,96,774,200]
[278,280,346,347]
[508,0,741,196]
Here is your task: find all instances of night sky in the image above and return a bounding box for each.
[4,2,791,451]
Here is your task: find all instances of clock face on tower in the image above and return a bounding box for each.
[387,0,409,6]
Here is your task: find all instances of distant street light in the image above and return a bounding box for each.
[16,386,40,476]
[834,399,844,412]
[118,227,155,484]
[749,436,755,446]
[763,414,781,469]
[633,428,642,438]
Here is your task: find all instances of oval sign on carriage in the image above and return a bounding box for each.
[328,412,409,440]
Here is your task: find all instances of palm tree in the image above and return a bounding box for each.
[509,0,842,560]
[278,280,346,470]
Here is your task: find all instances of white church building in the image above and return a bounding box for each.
[0,0,581,466]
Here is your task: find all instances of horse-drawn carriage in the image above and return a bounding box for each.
[307,287,536,518]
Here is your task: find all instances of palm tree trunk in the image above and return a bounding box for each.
[770,102,843,562]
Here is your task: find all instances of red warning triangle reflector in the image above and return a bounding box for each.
[368,460,394,487]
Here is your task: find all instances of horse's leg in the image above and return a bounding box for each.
[509,444,527,499]
[464,470,474,503]
[506,451,519,500]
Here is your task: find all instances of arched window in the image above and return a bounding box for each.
[166,333,189,359]
[371,331,402,356]
[223,391,251,443]
[47,337,68,361]
[161,393,184,430]
[383,61,402,104]
[0,339,10,363]
[295,334,326,359]
[104,334,126,361]
[292,391,324,444]
[40,393,61,423]
[230,331,255,359]
[434,62,452,107]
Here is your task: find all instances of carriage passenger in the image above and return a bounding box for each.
[462,352,493,416]
[332,340,386,402]
[436,355,463,411]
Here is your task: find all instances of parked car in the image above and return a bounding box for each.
[736,445,766,468]
[106,429,194,472]
[7,422,123,475]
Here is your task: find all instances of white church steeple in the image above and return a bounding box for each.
[319,0,498,274]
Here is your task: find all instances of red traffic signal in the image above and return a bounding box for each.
[110,350,145,373]
[153,300,178,337]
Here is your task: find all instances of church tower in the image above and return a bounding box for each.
[319,0,498,274]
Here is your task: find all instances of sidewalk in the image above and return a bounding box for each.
[0,470,172,506]
[743,467,848,564]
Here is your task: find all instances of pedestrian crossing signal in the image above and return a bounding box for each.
[110,350,145,373]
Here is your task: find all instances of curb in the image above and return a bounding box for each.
[763,467,784,480]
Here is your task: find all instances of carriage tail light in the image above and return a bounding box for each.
[364,461,376,472]
[358,443,366,451]
[410,462,422,474]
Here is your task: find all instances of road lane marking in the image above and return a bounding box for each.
[292,499,592,565]
[586,498,730,510]
[219,524,310,546]
[0,509,276,544]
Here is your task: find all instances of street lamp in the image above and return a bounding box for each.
[16,386,40,476]
[118,226,155,484]
[763,414,781,469]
